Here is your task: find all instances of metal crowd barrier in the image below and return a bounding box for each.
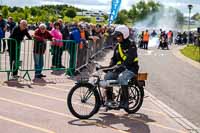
[76,41,89,70]
[0,38,19,80]
[75,36,105,71]
[0,36,106,81]
[18,39,77,80]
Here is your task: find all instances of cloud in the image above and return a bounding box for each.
[2,0,107,7]
[2,0,200,14]
[45,0,107,6]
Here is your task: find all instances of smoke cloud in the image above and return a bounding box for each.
[134,7,182,31]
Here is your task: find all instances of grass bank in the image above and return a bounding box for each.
[181,45,200,62]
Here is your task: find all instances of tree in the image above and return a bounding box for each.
[115,10,128,24]
[127,1,160,23]
[2,6,9,18]
[9,12,25,22]
[136,1,150,20]
[24,7,29,19]
[49,15,57,23]
[30,7,37,17]
[147,0,160,12]
[16,7,24,13]
[175,9,184,26]
[65,8,76,19]
[128,5,138,22]
[103,15,108,21]
[192,13,200,21]
[9,6,18,13]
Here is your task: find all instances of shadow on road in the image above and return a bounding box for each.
[3,78,56,88]
[51,70,65,76]
[4,80,33,88]
[68,113,155,133]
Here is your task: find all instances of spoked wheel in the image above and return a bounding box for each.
[67,83,100,119]
[124,85,144,114]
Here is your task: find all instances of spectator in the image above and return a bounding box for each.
[70,23,81,44]
[62,23,71,50]
[8,20,32,79]
[0,26,4,39]
[63,23,70,40]
[139,31,144,48]
[58,19,69,40]
[129,28,135,41]
[151,30,157,37]
[7,17,16,34]
[0,14,7,53]
[182,32,188,44]
[167,30,173,45]
[80,24,90,42]
[143,30,149,50]
[50,22,64,68]
[94,24,102,38]
[33,23,53,79]
[189,32,194,44]
[104,27,114,48]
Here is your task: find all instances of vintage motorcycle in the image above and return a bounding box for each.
[67,62,147,119]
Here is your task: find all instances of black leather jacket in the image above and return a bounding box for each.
[110,38,139,74]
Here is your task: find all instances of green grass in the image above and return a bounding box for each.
[181,45,200,62]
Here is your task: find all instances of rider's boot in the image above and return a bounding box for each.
[105,87,113,101]
[105,87,116,109]
[120,85,129,109]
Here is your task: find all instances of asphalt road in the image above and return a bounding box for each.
[0,44,190,133]
[138,46,200,128]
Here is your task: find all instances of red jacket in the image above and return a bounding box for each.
[34,29,53,54]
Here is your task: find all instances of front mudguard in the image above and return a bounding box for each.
[75,82,99,92]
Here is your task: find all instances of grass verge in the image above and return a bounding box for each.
[181,45,200,62]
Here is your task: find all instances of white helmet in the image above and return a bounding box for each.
[114,25,129,39]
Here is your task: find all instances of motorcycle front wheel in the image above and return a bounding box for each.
[67,83,101,119]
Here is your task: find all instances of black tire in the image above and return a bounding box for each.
[124,85,144,114]
[67,83,101,119]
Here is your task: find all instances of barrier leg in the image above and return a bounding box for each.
[67,43,77,76]
[7,72,10,81]
[22,71,31,81]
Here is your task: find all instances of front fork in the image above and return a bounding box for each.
[96,85,106,106]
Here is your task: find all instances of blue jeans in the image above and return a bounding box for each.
[34,54,44,76]
[104,69,135,85]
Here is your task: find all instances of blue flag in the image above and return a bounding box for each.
[108,0,122,25]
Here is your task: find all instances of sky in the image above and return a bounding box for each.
[1,0,200,16]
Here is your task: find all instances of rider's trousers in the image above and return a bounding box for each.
[104,69,135,85]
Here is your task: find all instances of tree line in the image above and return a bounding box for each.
[115,1,184,26]
[0,4,80,24]
[0,1,185,26]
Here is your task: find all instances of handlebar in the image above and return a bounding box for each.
[89,59,125,71]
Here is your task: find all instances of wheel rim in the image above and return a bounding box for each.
[71,86,97,116]
[128,86,141,110]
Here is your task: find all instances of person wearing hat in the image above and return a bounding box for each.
[103,25,139,110]
[0,14,7,53]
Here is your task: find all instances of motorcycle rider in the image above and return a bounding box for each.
[158,31,169,50]
[104,25,139,110]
